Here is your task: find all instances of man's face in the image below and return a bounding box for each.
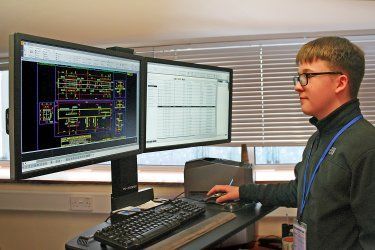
[295,59,341,120]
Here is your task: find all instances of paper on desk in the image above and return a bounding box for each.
[112,206,141,214]
[138,200,163,210]
[112,200,163,213]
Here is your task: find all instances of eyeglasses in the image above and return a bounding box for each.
[293,71,343,86]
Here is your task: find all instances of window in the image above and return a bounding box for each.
[0,70,9,160]
[134,33,375,169]
[1,32,375,182]
[135,35,375,144]
[138,146,241,166]
[255,146,304,165]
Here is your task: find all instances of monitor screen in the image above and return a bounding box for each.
[144,59,232,151]
[9,33,142,179]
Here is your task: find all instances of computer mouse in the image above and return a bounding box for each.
[204,192,225,203]
[223,202,242,212]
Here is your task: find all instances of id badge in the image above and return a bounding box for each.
[293,219,307,250]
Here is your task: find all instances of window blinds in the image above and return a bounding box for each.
[135,35,375,146]
[353,38,375,127]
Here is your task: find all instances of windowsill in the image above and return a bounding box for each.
[0,161,185,183]
[253,164,295,182]
[0,161,295,183]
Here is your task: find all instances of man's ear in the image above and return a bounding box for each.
[335,74,350,95]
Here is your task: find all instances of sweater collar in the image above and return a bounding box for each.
[309,99,361,134]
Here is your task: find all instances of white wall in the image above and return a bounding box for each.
[0,182,295,250]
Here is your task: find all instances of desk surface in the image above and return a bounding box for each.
[65,201,276,250]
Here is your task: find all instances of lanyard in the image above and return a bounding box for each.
[298,114,363,220]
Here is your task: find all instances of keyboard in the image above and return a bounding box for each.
[147,212,236,250]
[94,199,206,249]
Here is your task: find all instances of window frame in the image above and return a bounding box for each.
[1,30,375,182]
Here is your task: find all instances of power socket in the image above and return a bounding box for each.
[70,196,93,211]
[282,223,293,237]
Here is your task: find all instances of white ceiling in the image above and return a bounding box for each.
[1,0,375,57]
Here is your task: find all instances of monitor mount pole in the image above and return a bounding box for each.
[110,155,154,211]
[106,46,152,211]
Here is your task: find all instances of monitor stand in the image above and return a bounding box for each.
[110,155,154,211]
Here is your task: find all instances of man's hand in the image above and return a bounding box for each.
[207,185,240,203]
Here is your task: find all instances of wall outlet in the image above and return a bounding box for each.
[70,196,93,211]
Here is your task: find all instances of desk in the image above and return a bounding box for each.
[65,201,276,250]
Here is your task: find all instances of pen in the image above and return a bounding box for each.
[229,177,234,186]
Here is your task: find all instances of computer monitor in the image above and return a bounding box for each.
[143,58,232,152]
[9,33,142,180]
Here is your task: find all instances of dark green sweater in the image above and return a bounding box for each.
[239,99,375,249]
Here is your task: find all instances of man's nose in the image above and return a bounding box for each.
[294,82,304,92]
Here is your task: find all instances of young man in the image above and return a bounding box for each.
[207,37,375,249]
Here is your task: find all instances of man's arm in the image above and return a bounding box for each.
[350,149,375,248]
[207,161,302,207]
[239,180,298,207]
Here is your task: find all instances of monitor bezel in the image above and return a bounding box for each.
[9,33,144,180]
[141,57,232,153]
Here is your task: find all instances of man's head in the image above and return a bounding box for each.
[294,37,365,119]
[296,36,365,98]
